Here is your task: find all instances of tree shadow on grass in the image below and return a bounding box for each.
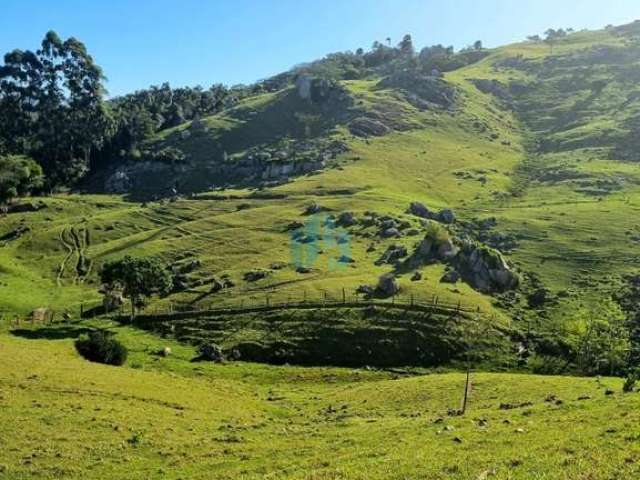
[11,326,93,340]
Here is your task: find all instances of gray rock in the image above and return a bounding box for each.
[380,227,401,238]
[336,211,356,227]
[356,284,375,297]
[440,270,460,284]
[197,343,224,362]
[438,209,456,224]
[243,270,269,282]
[304,202,323,215]
[376,273,400,297]
[375,244,408,265]
[409,202,433,219]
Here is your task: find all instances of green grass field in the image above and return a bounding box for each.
[1,320,639,480]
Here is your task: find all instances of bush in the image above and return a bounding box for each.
[528,354,567,375]
[623,374,637,393]
[197,342,223,362]
[75,330,128,366]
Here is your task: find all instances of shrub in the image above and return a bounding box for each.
[424,221,450,245]
[75,330,128,366]
[197,342,223,362]
[623,374,637,393]
[528,354,567,375]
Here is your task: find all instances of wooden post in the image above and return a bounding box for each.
[461,362,470,415]
[80,303,84,318]
[342,288,346,304]
[411,294,414,306]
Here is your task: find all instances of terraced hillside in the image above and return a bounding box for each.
[3,23,640,372]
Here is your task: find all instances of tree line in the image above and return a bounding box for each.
[0,31,235,203]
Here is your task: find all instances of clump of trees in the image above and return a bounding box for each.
[0,31,235,192]
[100,255,172,318]
[0,155,43,204]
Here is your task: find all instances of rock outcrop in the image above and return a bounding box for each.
[453,242,519,292]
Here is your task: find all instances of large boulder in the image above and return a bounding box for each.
[296,75,313,100]
[348,117,391,137]
[102,289,125,312]
[336,211,356,227]
[380,227,401,238]
[453,242,519,292]
[408,202,433,219]
[437,209,456,224]
[197,343,224,362]
[376,273,400,297]
[416,235,458,263]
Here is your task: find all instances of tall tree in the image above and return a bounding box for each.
[399,34,415,56]
[100,255,172,318]
[0,31,112,187]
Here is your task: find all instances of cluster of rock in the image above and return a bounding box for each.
[0,201,47,215]
[379,71,457,110]
[169,258,235,293]
[408,202,456,224]
[375,244,408,266]
[207,139,348,185]
[105,160,184,194]
[105,137,348,194]
[451,242,519,292]
[470,78,513,102]
[357,273,400,299]
[405,230,519,293]
[453,216,519,253]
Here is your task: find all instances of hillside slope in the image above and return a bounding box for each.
[3,23,640,371]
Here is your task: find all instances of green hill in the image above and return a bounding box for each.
[4,23,640,371]
[4,19,640,480]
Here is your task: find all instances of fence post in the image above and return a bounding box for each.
[342,288,346,304]
[80,303,84,318]
[411,294,414,306]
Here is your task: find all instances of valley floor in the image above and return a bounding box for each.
[1,321,638,480]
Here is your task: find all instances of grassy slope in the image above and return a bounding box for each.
[1,320,638,480]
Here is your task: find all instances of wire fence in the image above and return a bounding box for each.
[114,290,482,323]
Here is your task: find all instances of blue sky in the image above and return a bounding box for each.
[1,0,639,97]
